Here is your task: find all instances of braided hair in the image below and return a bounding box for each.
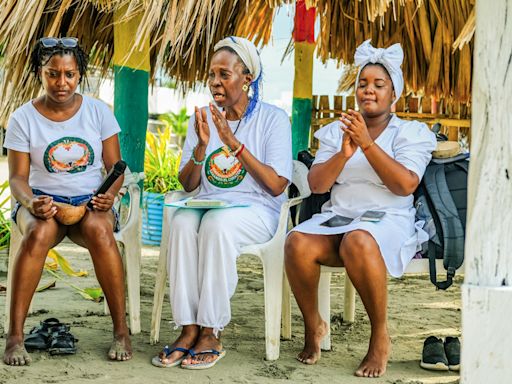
[30,39,88,84]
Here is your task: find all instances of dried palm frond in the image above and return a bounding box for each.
[0,0,284,125]
[320,0,474,106]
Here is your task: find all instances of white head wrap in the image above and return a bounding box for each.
[213,36,262,82]
[354,39,404,104]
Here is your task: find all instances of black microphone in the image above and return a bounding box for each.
[87,160,127,210]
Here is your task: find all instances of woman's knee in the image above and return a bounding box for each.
[285,232,313,262]
[171,211,201,236]
[81,216,115,245]
[23,221,59,249]
[340,230,379,263]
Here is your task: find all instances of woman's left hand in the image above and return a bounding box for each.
[340,110,373,149]
[89,192,115,212]
[209,103,240,150]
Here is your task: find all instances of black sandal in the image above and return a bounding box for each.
[24,318,63,351]
[49,327,78,355]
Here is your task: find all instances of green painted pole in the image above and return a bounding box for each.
[113,9,149,191]
[291,0,316,158]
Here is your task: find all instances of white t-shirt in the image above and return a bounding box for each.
[3,94,121,196]
[180,101,293,233]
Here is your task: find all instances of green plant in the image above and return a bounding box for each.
[0,180,11,251]
[158,107,189,142]
[143,127,182,194]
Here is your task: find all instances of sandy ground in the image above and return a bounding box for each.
[0,156,461,384]
[0,243,461,384]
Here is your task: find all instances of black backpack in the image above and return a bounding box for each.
[414,153,469,290]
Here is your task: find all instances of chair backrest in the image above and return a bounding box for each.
[291,160,311,199]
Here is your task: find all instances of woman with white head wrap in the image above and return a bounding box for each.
[152,36,293,370]
[285,40,436,377]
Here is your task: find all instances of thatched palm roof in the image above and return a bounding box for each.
[0,0,282,125]
[323,0,475,105]
[0,0,474,126]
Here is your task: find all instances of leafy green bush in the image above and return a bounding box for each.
[143,127,182,194]
[158,107,189,144]
[0,180,11,251]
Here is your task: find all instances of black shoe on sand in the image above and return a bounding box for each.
[420,336,449,371]
[444,336,460,371]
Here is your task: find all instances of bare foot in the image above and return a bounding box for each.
[354,331,390,378]
[181,329,223,367]
[297,320,328,365]
[108,333,132,361]
[158,326,199,365]
[3,335,32,366]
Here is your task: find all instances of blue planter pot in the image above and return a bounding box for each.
[142,192,165,245]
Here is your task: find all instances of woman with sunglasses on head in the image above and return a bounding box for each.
[151,36,292,370]
[284,40,436,378]
[3,37,132,365]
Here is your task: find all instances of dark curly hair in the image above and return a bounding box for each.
[30,39,88,84]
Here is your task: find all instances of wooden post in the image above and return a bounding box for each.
[291,0,315,158]
[462,1,512,382]
[113,7,149,192]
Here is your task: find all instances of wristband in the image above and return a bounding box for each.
[191,147,205,165]
[362,141,375,152]
[234,144,245,158]
[230,142,244,157]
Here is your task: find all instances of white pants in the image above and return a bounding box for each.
[167,207,273,332]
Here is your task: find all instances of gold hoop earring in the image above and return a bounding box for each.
[242,84,249,92]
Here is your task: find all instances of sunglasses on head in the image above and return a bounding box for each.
[39,37,78,48]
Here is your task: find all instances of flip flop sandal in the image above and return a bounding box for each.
[24,318,64,351]
[420,336,449,371]
[181,349,226,370]
[151,346,189,368]
[48,329,78,355]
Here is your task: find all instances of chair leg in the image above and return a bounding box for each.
[150,231,170,345]
[281,273,292,340]
[123,240,141,335]
[344,273,356,324]
[318,271,332,351]
[260,253,284,361]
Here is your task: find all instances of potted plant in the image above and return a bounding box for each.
[0,180,11,272]
[142,126,182,245]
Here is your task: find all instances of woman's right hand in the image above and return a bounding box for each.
[341,129,358,159]
[195,106,210,146]
[28,195,57,220]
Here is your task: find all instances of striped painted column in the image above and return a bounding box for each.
[291,0,316,158]
[113,9,149,182]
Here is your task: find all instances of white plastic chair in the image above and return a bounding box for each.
[150,160,311,361]
[283,258,450,350]
[3,172,143,335]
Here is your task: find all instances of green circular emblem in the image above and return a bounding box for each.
[43,136,94,173]
[205,146,246,188]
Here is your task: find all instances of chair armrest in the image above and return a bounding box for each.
[117,182,141,235]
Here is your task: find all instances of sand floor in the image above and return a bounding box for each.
[0,241,461,384]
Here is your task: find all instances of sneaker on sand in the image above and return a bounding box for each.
[420,336,449,371]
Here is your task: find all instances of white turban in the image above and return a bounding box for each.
[354,39,404,104]
[214,36,262,82]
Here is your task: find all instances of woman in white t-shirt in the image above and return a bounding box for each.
[151,36,292,370]
[3,38,131,365]
[285,40,436,378]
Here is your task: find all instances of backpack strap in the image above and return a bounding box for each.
[424,163,465,290]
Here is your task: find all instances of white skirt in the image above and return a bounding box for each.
[291,211,428,277]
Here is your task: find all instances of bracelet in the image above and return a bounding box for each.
[191,147,205,165]
[234,144,245,158]
[230,142,244,157]
[362,141,375,152]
